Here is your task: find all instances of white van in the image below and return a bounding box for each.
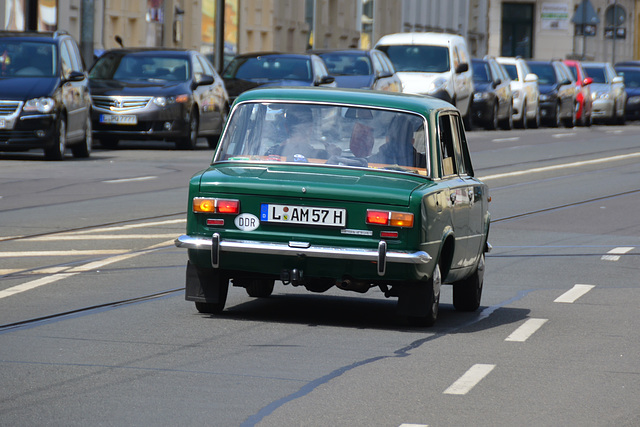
[375,32,474,126]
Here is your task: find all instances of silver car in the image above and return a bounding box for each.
[497,56,540,128]
[583,62,626,124]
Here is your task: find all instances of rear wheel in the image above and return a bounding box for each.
[44,116,66,160]
[486,103,498,130]
[453,253,485,312]
[245,279,275,298]
[404,264,441,326]
[190,264,230,314]
[529,104,540,128]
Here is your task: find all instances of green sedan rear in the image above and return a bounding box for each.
[175,87,490,325]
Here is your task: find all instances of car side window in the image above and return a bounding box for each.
[192,56,205,79]
[64,39,83,72]
[59,42,73,77]
[438,114,458,177]
[451,114,473,177]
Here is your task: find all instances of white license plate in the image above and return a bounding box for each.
[100,114,137,125]
[260,204,346,227]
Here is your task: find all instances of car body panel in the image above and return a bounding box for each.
[583,62,627,122]
[614,65,640,120]
[563,59,593,125]
[527,60,576,126]
[471,57,513,129]
[497,56,540,125]
[176,87,490,321]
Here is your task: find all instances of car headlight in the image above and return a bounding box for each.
[153,97,167,107]
[628,95,640,105]
[23,97,56,113]
[592,91,610,100]
[155,94,190,107]
[427,77,447,94]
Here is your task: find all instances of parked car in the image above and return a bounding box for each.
[174,87,491,326]
[0,30,92,160]
[375,32,474,127]
[614,64,640,121]
[526,60,576,127]
[582,61,626,125]
[221,52,336,104]
[496,56,540,128]
[563,59,593,126]
[89,48,229,150]
[308,48,401,92]
[471,57,513,130]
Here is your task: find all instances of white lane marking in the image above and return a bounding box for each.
[27,234,178,241]
[505,318,548,342]
[601,246,634,261]
[68,219,186,235]
[552,132,577,138]
[0,250,126,257]
[1,267,70,276]
[102,176,157,183]
[554,284,595,303]
[492,137,519,143]
[0,240,174,300]
[443,364,496,395]
[479,151,640,181]
[399,424,428,427]
[606,130,624,134]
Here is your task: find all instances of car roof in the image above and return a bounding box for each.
[309,49,373,55]
[234,87,455,116]
[231,52,316,60]
[101,48,190,55]
[582,62,608,67]
[376,32,464,47]
[0,31,64,42]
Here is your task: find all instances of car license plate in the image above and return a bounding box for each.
[261,204,346,227]
[100,114,137,125]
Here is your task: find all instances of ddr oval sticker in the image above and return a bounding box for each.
[234,213,259,231]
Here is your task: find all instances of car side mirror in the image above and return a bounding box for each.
[316,76,335,86]
[455,63,469,73]
[558,78,570,87]
[583,77,593,85]
[524,73,538,83]
[378,71,393,78]
[492,79,501,88]
[65,70,86,82]
[612,76,624,84]
[195,74,215,87]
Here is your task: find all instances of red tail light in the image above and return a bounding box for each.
[366,210,413,228]
[193,197,240,214]
[217,199,240,214]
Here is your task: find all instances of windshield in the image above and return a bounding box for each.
[377,45,449,73]
[583,66,607,84]
[224,57,312,82]
[528,63,556,85]
[472,61,491,83]
[216,102,428,175]
[319,53,372,76]
[0,40,57,78]
[89,54,190,82]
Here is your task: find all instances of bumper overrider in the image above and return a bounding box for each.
[175,233,432,277]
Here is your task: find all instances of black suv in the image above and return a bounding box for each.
[0,31,92,160]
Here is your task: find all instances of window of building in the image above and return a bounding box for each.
[501,3,534,58]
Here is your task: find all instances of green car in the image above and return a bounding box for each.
[175,87,490,325]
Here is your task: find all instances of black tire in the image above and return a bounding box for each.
[500,104,513,130]
[486,103,498,130]
[453,253,485,312]
[563,104,575,128]
[529,105,540,128]
[550,103,561,127]
[245,279,275,298]
[177,110,198,150]
[193,270,230,314]
[406,264,441,326]
[71,114,92,158]
[100,137,119,149]
[44,116,66,160]
[517,103,528,129]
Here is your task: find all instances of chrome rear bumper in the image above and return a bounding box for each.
[175,234,432,276]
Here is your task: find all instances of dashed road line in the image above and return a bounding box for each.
[505,318,548,342]
[0,250,126,257]
[102,176,157,183]
[552,132,577,138]
[443,364,496,395]
[27,234,178,241]
[601,246,634,261]
[492,137,520,143]
[554,284,595,303]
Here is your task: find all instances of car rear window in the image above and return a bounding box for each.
[224,57,312,82]
[377,44,449,73]
[216,101,429,175]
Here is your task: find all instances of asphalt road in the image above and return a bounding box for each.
[1,125,639,426]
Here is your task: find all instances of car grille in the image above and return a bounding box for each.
[0,100,21,116]
[91,96,152,112]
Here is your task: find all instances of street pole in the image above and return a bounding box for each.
[214,0,225,73]
[582,0,587,59]
[612,0,617,64]
[80,0,94,68]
